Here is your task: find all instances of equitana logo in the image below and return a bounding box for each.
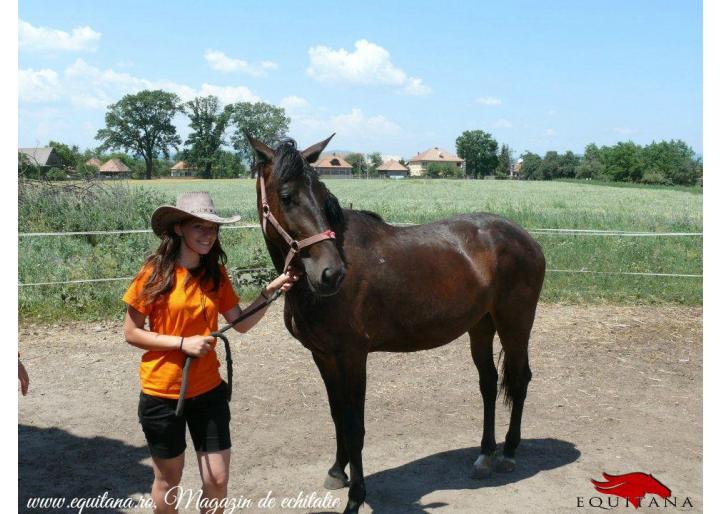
[576,472,694,509]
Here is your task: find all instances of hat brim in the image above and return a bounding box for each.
[151,205,242,236]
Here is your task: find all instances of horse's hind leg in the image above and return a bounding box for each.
[469,313,499,479]
[493,304,536,473]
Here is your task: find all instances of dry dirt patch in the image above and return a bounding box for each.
[19,302,702,513]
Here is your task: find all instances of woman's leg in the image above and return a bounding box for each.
[196,449,231,514]
[150,453,185,514]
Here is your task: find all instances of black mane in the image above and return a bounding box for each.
[273,138,317,184]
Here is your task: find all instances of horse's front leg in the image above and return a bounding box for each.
[314,350,367,514]
[337,350,368,514]
[313,352,350,489]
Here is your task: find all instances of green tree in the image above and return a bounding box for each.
[577,143,607,179]
[228,102,290,177]
[183,96,233,179]
[344,153,368,177]
[215,150,247,178]
[575,159,606,179]
[558,151,579,178]
[455,130,499,178]
[538,151,560,180]
[95,89,183,180]
[642,139,701,185]
[48,141,81,169]
[495,144,511,178]
[367,152,383,178]
[519,152,543,180]
[603,142,644,182]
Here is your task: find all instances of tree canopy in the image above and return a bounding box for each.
[95,89,183,180]
[228,102,290,177]
[183,95,233,179]
[344,153,368,177]
[455,130,498,178]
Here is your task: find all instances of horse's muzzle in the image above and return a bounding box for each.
[317,265,346,296]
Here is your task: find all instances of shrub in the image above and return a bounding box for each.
[641,170,671,185]
[19,179,171,232]
[46,167,66,181]
[425,162,464,178]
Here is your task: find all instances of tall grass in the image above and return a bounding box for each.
[19,178,702,321]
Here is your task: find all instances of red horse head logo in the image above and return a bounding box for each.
[591,472,671,508]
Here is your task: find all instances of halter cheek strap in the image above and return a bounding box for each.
[259,173,336,272]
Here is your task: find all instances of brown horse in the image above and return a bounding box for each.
[246,133,546,514]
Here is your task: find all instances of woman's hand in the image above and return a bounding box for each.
[18,360,29,396]
[181,335,215,357]
[265,267,302,296]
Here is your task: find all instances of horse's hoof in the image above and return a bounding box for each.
[494,456,516,473]
[324,472,350,490]
[471,454,494,479]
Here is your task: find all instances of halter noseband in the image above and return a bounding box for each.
[259,173,336,272]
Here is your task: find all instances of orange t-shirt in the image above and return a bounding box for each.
[122,264,239,399]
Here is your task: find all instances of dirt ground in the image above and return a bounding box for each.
[18,302,702,513]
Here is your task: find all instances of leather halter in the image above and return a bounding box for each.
[259,173,336,272]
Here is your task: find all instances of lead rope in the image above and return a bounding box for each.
[175,289,282,417]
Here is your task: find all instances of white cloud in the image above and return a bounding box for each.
[475,96,502,105]
[280,96,310,112]
[545,128,557,137]
[18,68,61,102]
[331,108,401,136]
[493,118,513,128]
[196,84,260,104]
[306,39,431,96]
[19,19,101,52]
[289,107,402,148]
[613,127,639,135]
[204,49,278,77]
[20,59,261,109]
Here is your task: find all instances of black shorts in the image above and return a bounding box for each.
[138,381,231,459]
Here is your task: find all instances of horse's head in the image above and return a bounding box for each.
[246,131,346,296]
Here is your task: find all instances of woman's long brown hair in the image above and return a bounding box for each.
[137,222,228,306]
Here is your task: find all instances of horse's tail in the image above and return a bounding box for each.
[497,348,512,405]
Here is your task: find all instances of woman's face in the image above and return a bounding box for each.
[174,218,219,255]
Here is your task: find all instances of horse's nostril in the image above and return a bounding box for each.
[322,267,345,289]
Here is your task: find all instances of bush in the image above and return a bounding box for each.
[18,154,41,179]
[425,162,464,178]
[46,167,66,181]
[19,179,171,232]
[74,162,98,180]
[641,170,671,185]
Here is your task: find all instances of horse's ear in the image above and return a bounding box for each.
[244,130,274,162]
[301,133,335,164]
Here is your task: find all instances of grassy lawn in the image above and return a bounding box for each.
[19,178,702,320]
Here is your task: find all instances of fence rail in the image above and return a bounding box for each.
[18,225,702,287]
[18,225,704,238]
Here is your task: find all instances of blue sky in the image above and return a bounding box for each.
[17,0,702,160]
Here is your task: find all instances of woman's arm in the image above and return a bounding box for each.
[123,306,214,357]
[221,270,300,333]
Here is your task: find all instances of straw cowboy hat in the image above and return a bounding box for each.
[151,191,242,236]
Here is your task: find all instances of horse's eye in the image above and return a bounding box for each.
[280,194,292,206]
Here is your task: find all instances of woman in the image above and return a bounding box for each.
[123,192,298,514]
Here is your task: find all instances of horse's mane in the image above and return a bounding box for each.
[273,138,317,184]
[357,210,385,223]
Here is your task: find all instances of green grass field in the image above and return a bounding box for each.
[19,178,702,320]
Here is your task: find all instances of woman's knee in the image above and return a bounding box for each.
[201,468,229,490]
[153,455,184,489]
[198,450,230,490]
